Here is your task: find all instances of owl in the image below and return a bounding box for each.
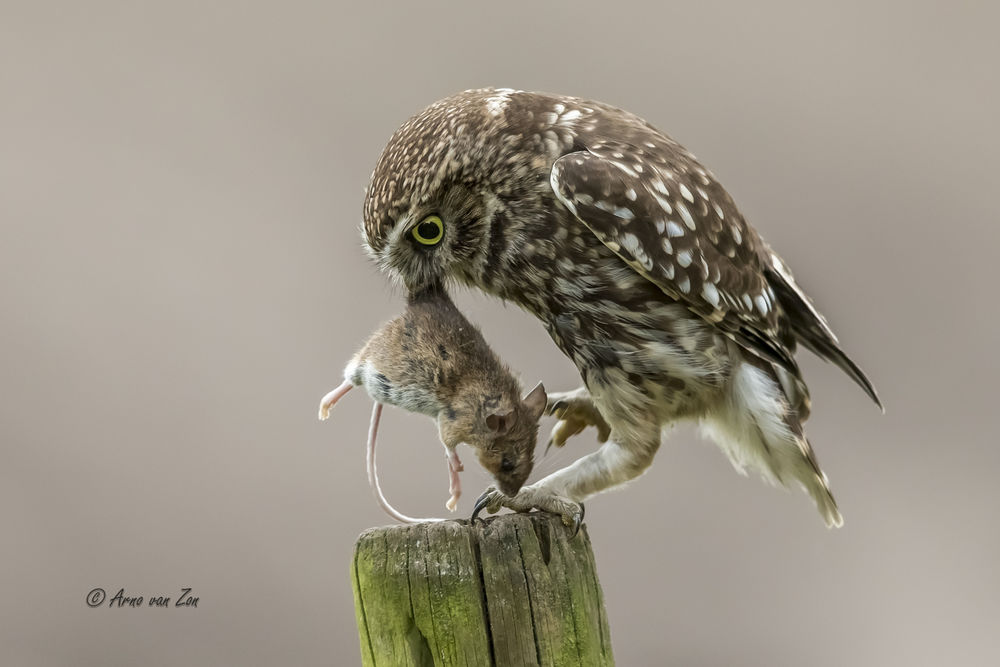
[361,88,881,529]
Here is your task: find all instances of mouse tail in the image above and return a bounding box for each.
[366,401,443,525]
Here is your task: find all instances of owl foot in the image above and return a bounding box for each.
[544,387,611,454]
[471,485,585,537]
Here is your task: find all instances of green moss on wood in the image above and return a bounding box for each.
[351,514,613,667]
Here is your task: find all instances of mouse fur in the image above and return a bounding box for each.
[344,285,545,497]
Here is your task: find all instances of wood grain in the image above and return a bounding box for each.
[352,513,614,666]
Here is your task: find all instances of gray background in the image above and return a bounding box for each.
[2,1,998,665]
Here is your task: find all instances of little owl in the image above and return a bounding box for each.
[361,88,881,529]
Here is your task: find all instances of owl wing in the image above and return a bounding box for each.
[549,147,796,371]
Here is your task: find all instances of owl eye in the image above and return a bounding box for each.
[412,215,444,245]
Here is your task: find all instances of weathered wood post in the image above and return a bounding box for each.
[351,512,614,666]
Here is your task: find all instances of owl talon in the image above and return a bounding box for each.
[470,484,584,534]
[570,503,586,538]
[544,388,611,450]
[471,487,500,522]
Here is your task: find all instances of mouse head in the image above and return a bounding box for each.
[473,382,547,496]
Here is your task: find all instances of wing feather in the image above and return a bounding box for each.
[550,148,795,371]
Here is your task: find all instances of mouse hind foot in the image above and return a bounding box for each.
[318,380,354,420]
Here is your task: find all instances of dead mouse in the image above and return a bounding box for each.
[318,285,546,522]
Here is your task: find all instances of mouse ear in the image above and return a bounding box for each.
[521,382,547,421]
[485,409,515,435]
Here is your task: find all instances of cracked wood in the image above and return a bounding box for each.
[351,513,614,666]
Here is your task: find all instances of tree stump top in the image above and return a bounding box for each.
[351,513,614,667]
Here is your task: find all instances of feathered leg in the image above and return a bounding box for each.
[473,399,661,531]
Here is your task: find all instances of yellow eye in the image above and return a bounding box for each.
[412,215,444,245]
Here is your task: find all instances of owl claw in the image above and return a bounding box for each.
[470,487,498,522]
[570,503,586,538]
[470,484,585,537]
[544,388,612,451]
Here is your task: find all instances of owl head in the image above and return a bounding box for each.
[360,89,546,291]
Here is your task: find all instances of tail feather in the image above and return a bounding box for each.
[796,332,883,412]
[793,430,844,529]
[705,362,844,528]
[764,252,883,412]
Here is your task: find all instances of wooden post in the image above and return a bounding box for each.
[351,512,614,666]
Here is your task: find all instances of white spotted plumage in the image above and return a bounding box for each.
[363,88,881,529]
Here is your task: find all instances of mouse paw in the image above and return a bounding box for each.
[544,387,611,454]
[470,484,585,536]
[318,381,353,421]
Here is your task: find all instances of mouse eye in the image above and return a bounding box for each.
[412,215,444,245]
[500,456,515,473]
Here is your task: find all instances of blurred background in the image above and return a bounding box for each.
[2,1,998,665]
